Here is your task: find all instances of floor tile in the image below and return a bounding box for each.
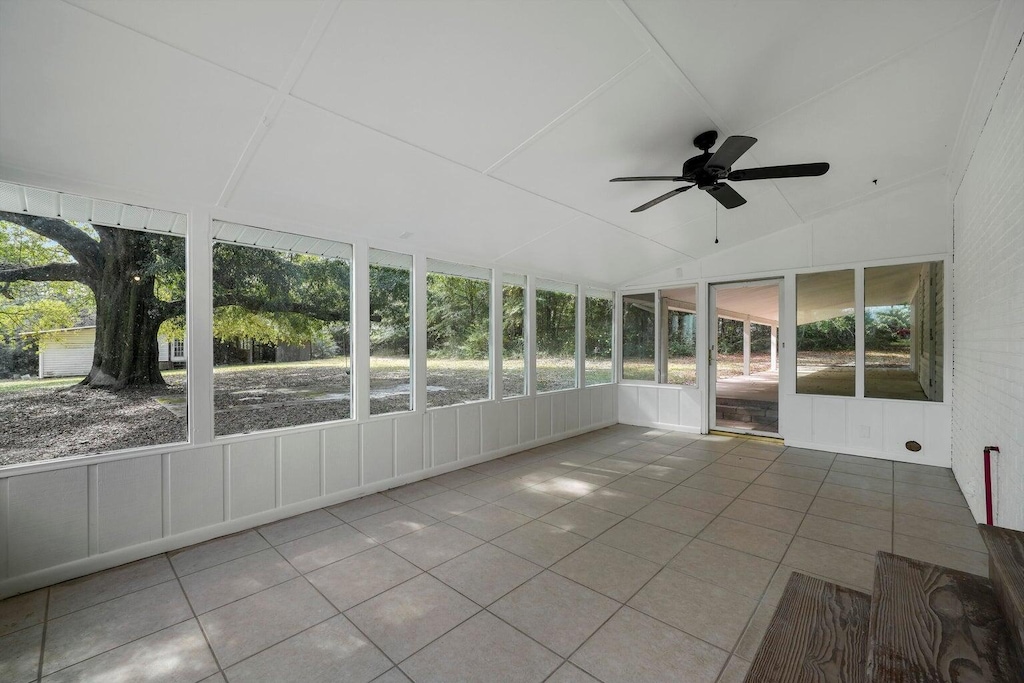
[605,474,675,498]
[817,483,893,510]
[716,454,771,472]
[427,468,487,489]
[571,607,728,683]
[752,472,822,496]
[671,446,723,462]
[307,546,421,612]
[547,662,601,683]
[721,499,804,534]
[531,476,601,500]
[657,452,717,469]
[552,542,660,601]
[385,523,483,570]
[348,506,437,544]
[345,574,478,662]
[200,577,336,667]
[894,468,960,490]
[0,588,47,637]
[430,544,542,606]
[560,468,622,488]
[489,571,619,657]
[43,580,192,675]
[539,502,624,538]
[257,509,343,546]
[894,481,967,507]
[617,446,672,463]
[894,496,977,527]
[445,503,532,540]
[408,490,486,520]
[739,484,814,512]
[698,517,792,562]
[631,500,716,536]
[588,457,645,474]
[736,599,776,660]
[0,623,42,683]
[385,480,450,504]
[780,449,835,468]
[468,459,520,477]
[894,513,986,553]
[49,554,175,619]
[458,477,527,502]
[807,496,892,531]
[373,668,412,682]
[719,657,752,683]
[224,615,390,683]
[893,534,989,576]
[492,520,589,567]
[169,530,270,576]
[181,548,298,614]
[668,539,777,599]
[765,462,828,482]
[547,450,607,468]
[698,463,760,483]
[824,471,893,494]
[634,464,694,484]
[593,518,692,565]
[797,515,891,555]
[44,620,216,683]
[400,611,560,683]
[658,485,733,514]
[681,473,749,497]
[277,524,378,573]
[629,567,757,650]
[328,494,402,522]
[577,487,649,516]
[781,537,874,591]
[830,460,893,480]
[493,488,568,518]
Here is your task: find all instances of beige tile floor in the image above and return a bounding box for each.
[0,425,985,683]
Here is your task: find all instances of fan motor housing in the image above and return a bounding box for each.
[682,152,728,188]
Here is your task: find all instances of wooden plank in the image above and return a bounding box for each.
[744,572,870,683]
[980,524,1024,661]
[867,551,1022,682]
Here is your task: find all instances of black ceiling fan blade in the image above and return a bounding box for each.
[706,183,746,209]
[610,176,686,182]
[728,162,830,181]
[705,135,757,172]
[631,185,694,213]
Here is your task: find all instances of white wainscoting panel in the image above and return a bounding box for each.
[430,409,458,466]
[552,393,567,435]
[565,392,580,432]
[362,420,396,483]
[481,403,500,453]
[97,454,162,553]
[499,401,518,448]
[280,431,321,506]
[324,424,359,494]
[168,446,224,535]
[395,414,424,476]
[457,405,482,460]
[535,395,552,439]
[518,398,536,443]
[579,389,593,428]
[7,467,89,576]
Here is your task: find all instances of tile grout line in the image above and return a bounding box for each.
[169,551,226,679]
[33,588,49,683]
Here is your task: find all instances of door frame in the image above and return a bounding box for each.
[708,278,783,437]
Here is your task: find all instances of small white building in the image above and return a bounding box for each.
[28,326,185,378]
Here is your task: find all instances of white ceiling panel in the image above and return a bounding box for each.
[228,99,580,265]
[626,0,996,133]
[647,179,801,260]
[497,216,688,285]
[64,0,323,86]
[492,58,720,239]
[292,0,647,171]
[740,9,993,218]
[0,0,273,205]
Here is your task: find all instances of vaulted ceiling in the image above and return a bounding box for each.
[0,0,997,287]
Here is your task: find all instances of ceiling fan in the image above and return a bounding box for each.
[610,130,829,213]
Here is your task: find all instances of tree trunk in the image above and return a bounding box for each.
[81,229,166,389]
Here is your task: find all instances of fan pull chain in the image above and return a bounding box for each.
[714,202,719,244]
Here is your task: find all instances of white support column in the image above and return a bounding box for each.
[412,253,428,413]
[491,268,503,400]
[526,275,537,397]
[576,286,585,389]
[770,325,778,372]
[353,241,371,422]
[742,316,751,376]
[186,209,214,445]
[613,292,623,384]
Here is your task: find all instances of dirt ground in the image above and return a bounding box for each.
[0,356,597,465]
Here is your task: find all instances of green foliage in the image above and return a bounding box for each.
[502,284,524,359]
[584,297,613,358]
[369,263,410,355]
[797,313,856,351]
[536,289,575,357]
[865,305,911,350]
[426,272,489,360]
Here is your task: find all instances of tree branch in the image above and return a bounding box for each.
[214,294,344,320]
[0,262,87,285]
[0,211,102,268]
[160,299,186,320]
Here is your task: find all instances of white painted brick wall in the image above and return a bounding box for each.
[951,36,1024,530]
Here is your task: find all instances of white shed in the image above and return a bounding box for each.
[29,326,186,378]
